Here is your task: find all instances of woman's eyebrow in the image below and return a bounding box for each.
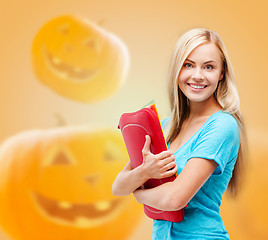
[204,60,216,64]
[185,59,195,63]
[185,59,216,64]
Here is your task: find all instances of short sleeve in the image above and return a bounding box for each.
[187,113,240,175]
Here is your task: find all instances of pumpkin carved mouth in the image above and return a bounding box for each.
[33,192,124,228]
[44,47,99,81]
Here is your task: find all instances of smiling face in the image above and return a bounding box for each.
[178,42,224,106]
[32,15,129,102]
[0,127,143,240]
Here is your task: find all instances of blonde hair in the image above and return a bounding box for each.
[166,28,247,196]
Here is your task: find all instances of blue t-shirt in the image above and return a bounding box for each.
[152,110,240,240]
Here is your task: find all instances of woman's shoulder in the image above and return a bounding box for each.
[210,110,238,127]
[204,110,240,138]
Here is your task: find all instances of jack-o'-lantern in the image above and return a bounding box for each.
[221,137,268,239]
[0,126,142,240]
[32,15,129,103]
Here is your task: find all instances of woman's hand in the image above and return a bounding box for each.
[112,135,177,197]
[141,135,178,179]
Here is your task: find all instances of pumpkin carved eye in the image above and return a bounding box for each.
[104,140,125,162]
[57,23,70,35]
[43,146,76,167]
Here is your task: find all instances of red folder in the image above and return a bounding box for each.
[118,103,185,222]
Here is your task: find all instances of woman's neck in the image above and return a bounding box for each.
[188,97,222,120]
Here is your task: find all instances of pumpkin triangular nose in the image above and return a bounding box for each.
[84,174,100,185]
[53,152,72,165]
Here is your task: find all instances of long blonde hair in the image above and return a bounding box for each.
[166,28,247,196]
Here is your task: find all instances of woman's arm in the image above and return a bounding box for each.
[112,161,146,196]
[112,135,178,196]
[133,157,218,210]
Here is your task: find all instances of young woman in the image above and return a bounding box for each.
[112,28,247,239]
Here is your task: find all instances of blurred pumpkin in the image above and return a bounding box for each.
[32,15,129,103]
[0,126,142,240]
[221,137,268,239]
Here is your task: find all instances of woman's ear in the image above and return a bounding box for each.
[219,72,224,81]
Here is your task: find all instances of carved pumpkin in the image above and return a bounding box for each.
[32,15,129,102]
[221,139,268,239]
[0,127,142,240]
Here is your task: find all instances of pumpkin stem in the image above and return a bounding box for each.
[54,112,66,126]
[97,18,106,26]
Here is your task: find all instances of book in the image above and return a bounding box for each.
[118,102,185,222]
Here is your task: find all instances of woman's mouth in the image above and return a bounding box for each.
[187,83,207,91]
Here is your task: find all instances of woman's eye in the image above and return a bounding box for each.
[184,63,192,68]
[205,65,214,70]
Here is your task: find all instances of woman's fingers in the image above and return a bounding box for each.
[161,159,177,172]
[155,150,174,160]
[142,135,151,155]
[157,154,175,167]
[160,164,178,178]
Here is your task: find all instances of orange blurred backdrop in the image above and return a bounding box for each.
[0,0,267,239]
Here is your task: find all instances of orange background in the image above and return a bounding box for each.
[0,0,267,239]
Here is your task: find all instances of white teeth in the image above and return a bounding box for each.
[74,217,91,227]
[58,201,72,209]
[58,200,111,211]
[95,201,111,211]
[52,57,61,65]
[190,84,205,89]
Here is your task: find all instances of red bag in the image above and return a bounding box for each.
[118,103,185,222]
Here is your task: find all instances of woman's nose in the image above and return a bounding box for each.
[191,68,204,81]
